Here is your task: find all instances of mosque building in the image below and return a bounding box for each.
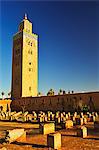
[0,14,99,112]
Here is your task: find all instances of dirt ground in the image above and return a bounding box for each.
[0,121,99,150]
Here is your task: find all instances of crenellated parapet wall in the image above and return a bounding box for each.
[11,91,99,112]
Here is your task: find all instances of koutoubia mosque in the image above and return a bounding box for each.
[0,14,99,112]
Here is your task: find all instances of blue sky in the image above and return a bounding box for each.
[0,1,99,97]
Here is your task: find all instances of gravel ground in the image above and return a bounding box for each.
[0,121,99,150]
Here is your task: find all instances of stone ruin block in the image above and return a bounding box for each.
[49,114,53,121]
[32,111,37,117]
[51,114,55,121]
[72,116,76,122]
[75,118,83,125]
[91,115,96,122]
[87,112,90,115]
[62,120,73,129]
[62,113,67,121]
[0,112,6,120]
[10,111,22,121]
[83,118,87,124]
[94,122,99,129]
[80,118,84,125]
[39,123,55,134]
[10,111,16,116]
[75,118,80,125]
[84,115,87,119]
[92,112,95,115]
[15,111,28,122]
[77,126,87,138]
[68,112,70,117]
[26,114,32,122]
[47,111,52,116]
[47,133,61,150]
[70,115,74,120]
[38,116,44,123]
[63,112,66,115]
[60,113,64,121]
[23,111,28,116]
[80,112,83,117]
[94,117,99,129]
[76,115,80,118]
[13,111,22,117]
[43,115,47,122]
[74,112,77,118]
[81,113,84,118]
[0,147,7,150]
[61,122,66,129]
[65,120,73,128]
[47,117,50,121]
[5,129,26,143]
[55,117,61,124]
[88,113,92,118]
[95,116,99,122]
[63,116,66,122]
[38,112,45,123]
[56,111,60,118]
[66,114,69,120]
[95,112,98,117]
[16,131,26,142]
[87,117,91,122]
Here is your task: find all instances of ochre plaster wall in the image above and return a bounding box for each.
[0,100,12,112]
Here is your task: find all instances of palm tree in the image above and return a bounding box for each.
[47,89,54,96]
[38,92,42,96]
[63,90,66,95]
[8,92,11,98]
[71,90,74,94]
[68,91,70,94]
[1,92,4,100]
[58,89,63,95]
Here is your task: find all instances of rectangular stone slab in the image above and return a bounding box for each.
[5,129,25,143]
[39,123,55,134]
[77,126,87,138]
[47,133,61,149]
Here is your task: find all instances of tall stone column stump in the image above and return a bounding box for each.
[77,126,87,138]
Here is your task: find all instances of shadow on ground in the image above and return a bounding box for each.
[0,138,5,144]
[14,141,48,148]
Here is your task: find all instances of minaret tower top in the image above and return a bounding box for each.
[18,13,32,33]
[24,13,27,20]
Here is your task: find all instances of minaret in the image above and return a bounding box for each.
[11,14,38,99]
